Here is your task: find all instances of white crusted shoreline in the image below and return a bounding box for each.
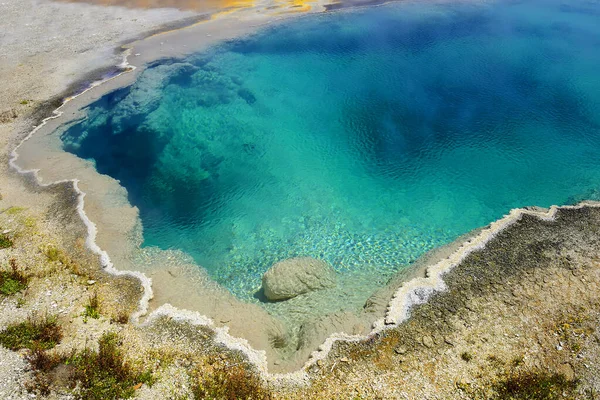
[9,21,600,384]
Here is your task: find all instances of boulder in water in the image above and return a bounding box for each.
[262,257,336,301]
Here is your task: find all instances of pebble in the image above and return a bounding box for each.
[87,280,96,285]
[422,336,434,348]
[394,345,407,355]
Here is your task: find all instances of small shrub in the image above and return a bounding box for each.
[65,331,151,400]
[191,360,269,400]
[0,315,62,350]
[43,245,84,276]
[512,355,525,367]
[25,370,54,396]
[45,246,62,262]
[0,258,28,295]
[0,234,13,249]
[461,351,473,362]
[83,292,100,321]
[27,344,63,372]
[111,311,130,325]
[23,345,64,396]
[495,370,577,399]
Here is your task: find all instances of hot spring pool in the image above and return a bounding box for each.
[61,0,600,310]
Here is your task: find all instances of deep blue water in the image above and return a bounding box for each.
[62,0,600,301]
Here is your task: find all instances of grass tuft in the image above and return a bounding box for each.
[5,206,25,215]
[83,292,100,321]
[65,331,152,400]
[43,245,85,276]
[191,359,269,400]
[495,370,577,400]
[0,234,13,249]
[111,311,130,325]
[44,245,63,262]
[0,258,28,295]
[0,315,62,351]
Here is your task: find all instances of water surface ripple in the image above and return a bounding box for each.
[61,0,600,314]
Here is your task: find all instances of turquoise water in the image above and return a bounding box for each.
[62,0,600,303]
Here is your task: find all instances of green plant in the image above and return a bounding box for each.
[83,292,100,321]
[191,359,269,400]
[65,331,151,400]
[495,370,577,399]
[461,351,473,362]
[0,258,28,295]
[0,315,62,350]
[0,234,13,249]
[138,369,156,387]
[5,206,25,215]
[45,246,62,262]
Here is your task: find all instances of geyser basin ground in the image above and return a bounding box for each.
[24,0,600,369]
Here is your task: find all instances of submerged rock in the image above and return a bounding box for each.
[262,257,336,301]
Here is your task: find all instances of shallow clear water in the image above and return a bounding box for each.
[62,0,600,303]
